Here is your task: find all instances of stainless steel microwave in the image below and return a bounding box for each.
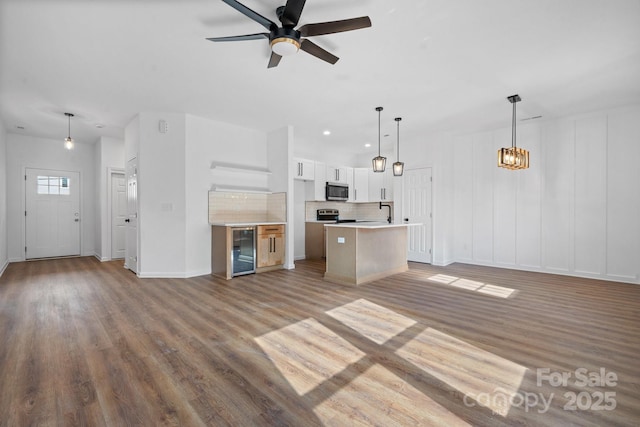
[326,182,349,201]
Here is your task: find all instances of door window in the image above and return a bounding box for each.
[37,176,71,195]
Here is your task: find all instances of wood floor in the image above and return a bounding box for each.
[1,257,639,426]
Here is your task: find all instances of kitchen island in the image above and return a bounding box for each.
[323,222,417,286]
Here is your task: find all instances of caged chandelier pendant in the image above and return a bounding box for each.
[498,94,529,170]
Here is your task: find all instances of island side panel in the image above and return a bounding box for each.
[356,227,409,284]
[324,227,357,285]
[211,225,231,280]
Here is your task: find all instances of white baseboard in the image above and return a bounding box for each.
[0,259,9,277]
[137,269,211,279]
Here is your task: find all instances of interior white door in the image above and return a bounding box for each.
[25,168,81,259]
[403,167,432,263]
[111,172,126,259]
[125,158,138,273]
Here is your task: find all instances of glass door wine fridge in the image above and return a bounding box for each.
[231,227,256,276]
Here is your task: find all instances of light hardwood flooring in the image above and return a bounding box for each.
[0,257,639,426]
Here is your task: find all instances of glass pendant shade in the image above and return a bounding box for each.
[372,106,386,172]
[372,156,386,172]
[498,95,529,170]
[393,161,404,176]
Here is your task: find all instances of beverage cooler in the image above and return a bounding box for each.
[231,227,256,276]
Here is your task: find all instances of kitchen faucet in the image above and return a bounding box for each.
[379,202,392,223]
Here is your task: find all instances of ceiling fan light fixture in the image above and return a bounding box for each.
[270,37,300,56]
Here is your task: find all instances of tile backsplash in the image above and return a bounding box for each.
[209,191,286,223]
[305,201,393,222]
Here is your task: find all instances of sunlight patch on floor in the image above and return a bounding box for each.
[312,363,471,426]
[426,274,459,284]
[427,275,517,298]
[255,318,366,396]
[326,298,417,345]
[396,328,527,417]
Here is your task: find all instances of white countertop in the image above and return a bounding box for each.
[210,222,286,226]
[324,222,421,229]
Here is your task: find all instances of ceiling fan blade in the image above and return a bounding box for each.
[280,0,306,27]
[206,33,269,42]
[300,39,338,65]
[268,52,282,68]
[298,16,371,37]
[221,0,277,31]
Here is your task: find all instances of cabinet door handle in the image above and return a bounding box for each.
[301,163,304,176]
[272,237,276,253]
[354,189,357,201]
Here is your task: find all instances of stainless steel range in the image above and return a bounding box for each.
[316,208,357,223]
[316,208,339,221]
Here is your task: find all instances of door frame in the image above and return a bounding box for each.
[107,167,125,261]
[401,166,434,264]
[23,166,82,261]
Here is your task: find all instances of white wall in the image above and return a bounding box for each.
[6,133,96,261]
[0,120,8,275]
[136,112,187,277]
[451,104,640,284]
[185,114,268,277]
[95,137,125,261]
[393,131,455,266]
[268,126,294,269]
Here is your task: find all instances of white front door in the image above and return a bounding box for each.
[403,167,432,263]
[111,171,126,259]
[125,158,138,273]
[25,168,81,259]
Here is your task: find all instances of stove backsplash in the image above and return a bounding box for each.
[305,201,393,222]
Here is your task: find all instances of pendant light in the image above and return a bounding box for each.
[64,112,74,150]
[392,117,404,176]
[372,106,386,172]
[497,94,529,170]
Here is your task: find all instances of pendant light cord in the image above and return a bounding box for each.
[395,117,401,161]
[377,107,382,156]
[512,100,516,149]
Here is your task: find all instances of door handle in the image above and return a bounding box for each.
[404,218,409,222]
[125,218,130,223]
[74,218,80,222]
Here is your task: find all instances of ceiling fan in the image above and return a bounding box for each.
[207,0,372,68]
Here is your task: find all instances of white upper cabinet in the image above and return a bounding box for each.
[293,158,315,181]
[326,165,349,184]
[368,168,394,202]
[307,161,327,201]
[351,168,369,203]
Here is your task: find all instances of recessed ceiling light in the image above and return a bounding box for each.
[95,123,105,128]
[364,143,371,148]
[323,130,331,136]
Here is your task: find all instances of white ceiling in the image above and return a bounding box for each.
[1,0,639,162]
